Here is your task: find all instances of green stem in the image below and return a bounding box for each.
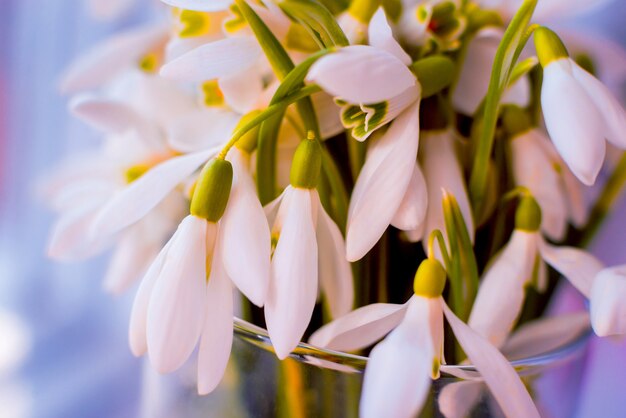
[468,0,537,217]
[218,85,322,159]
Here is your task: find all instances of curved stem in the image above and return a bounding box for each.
[218,85,322,160]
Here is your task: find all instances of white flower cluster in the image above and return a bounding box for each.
[44,0,626,417]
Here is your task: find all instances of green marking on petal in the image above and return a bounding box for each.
[339,100,389,141]
[179,10,211,38]
[201,80,225,107]
[224,4,247,34]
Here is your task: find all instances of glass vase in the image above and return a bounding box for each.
[140,317,590,418]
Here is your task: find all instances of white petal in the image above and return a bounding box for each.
[559,29,626,94]
[590,266,626,336]
[127,74,198,127]
[443,301,540,418]
[167,108,238,153]
[160,0,232,11]
[219,66,264,114]
[102,227,158,295]
[419,130,474,250]
[59,24,169,93]
[570,59,626,149]
[128,236,176,357]
[511,130,568,241]
[307,45,417,104]
[309,302,408,352]
[90,149,215,238]
[501,312,590,359]
[391,163,428,231]
[368,8,412,65]
[69,95,162,150]
[312,92,344,140]
[197,241,234,395]
[146,216,208,373]
[263,188,287,227]
[541,59,606,185]
[538,239,604,297]
[316,198,354,319]
[160,37,261,82]
[468,230,537,347]
[47,200,112,261]
[360,297,435,418]
[265,189,318,359]
[221,150,271,307]
[438,381,484,418]
[347,102,420,261]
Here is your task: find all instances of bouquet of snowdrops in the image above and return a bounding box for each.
[44,0,626,416]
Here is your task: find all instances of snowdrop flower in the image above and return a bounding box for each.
[264,135,353,359]
[308,9,455,260]
[310,258,539,418]
[130,156,271,394]
[535,27,626,186]
[45,91,191,292]
[504,107,587,241]
[308,9,421,142]
[397,0,466,52]
[589,265,626,337]
[159,1,293,115]
[469,195,604,347]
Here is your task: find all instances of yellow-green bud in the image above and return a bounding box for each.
[190,158,233,222]
[348,0,381,23]
[290,132,322,189]
[534,27,569,68]
[413,259,447,298]
[466,7,503,33]
[234,110,262,154]
[502,105,532,137]
[431,1,455,23]
[515,195,542,232]
[410,55,455,98]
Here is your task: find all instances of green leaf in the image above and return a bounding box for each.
[279,0,350,48]
[442,191,478,322]
[234,0,294,78]
[468,0,538,219]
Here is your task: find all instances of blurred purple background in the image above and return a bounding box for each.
[0,1,624,417]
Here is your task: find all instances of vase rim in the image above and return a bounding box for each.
[233,315,591,377]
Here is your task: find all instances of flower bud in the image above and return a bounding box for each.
[410,55,455,98]
[234,110,263,154]
[534,27,569,68]
[413,259,447,298]
[515,195,542,232]
[190,158,233,222]
[502,105,532,137]
[290,132,322,189]
[466,7,503,33]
